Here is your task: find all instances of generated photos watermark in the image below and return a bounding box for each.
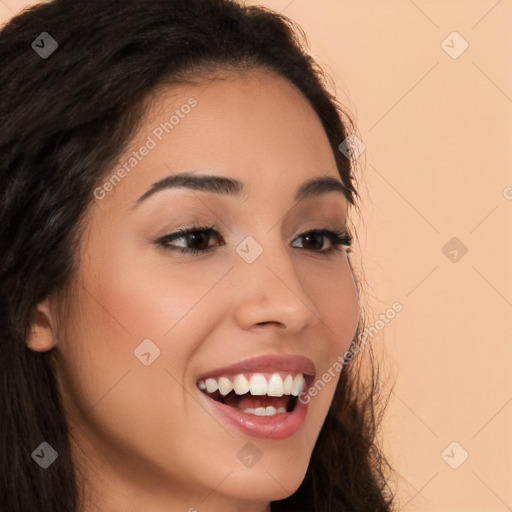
[299,301,403,404]
[93,97,198,200]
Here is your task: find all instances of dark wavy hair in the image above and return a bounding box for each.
[0,0,395,510]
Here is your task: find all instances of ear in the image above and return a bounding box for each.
[26,296,58,352]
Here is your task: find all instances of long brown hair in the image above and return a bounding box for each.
[0,0,395,510]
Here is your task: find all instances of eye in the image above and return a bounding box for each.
[291,228,352,255]
[155,224,222,255]
[154,224,352,256]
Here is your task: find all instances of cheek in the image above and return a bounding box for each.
[56,242,235,427]
[302,260,359,417]
[54,267,205,484]
[86,239,234,343]
[309,259,360,351]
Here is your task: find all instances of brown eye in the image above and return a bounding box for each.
[156,225,222,255]
[291,229,352,255]
[299,232,325,251]
[182,231,211,251]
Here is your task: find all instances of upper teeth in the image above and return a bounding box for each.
[197,373,305,397]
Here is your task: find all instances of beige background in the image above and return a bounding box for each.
[2,1,511,510]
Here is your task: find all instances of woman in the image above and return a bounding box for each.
[0,0,395,510]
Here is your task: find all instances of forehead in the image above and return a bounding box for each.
[136,69,334,174]
[96,68,343,216]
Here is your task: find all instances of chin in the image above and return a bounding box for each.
[223,465,307,502]
[212,443,311,502]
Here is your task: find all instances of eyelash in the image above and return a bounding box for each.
[155,223,352,256]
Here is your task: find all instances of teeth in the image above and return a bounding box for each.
[241,406,286,416]
[218,376,233,396]
[233,374,250,395]
[205,378,218,393]
[283,375,293,394]
[291,374,305,396]
[267,373,284,397]
[197,372,306,397]
[249,374,267,395]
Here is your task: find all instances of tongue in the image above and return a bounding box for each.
[224,393,290,411]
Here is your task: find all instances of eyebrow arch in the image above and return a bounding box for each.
[133,171,349,207]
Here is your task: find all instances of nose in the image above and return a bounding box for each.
[232,236,324,335]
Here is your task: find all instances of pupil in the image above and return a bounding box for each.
[305,233,322,250]
[189,232,209,250]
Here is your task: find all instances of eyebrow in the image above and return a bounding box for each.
[134,171,349,207]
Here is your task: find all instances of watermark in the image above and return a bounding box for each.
[503,186,512,200]
[338,134,366,160]
[298,301,403,404]
[31,441,58,469]
[236,442,262,468]
[442,236,468,263]
[151,97,198,141]
[93,97,198,200]
[31,32,58,59]
[441,31,469,59]
[441,441,469,469]
[236,236,263,263]
[133,338,161,366]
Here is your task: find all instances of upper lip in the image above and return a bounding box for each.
[197,354,316,380]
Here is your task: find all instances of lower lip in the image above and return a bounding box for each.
[198,390,309,440]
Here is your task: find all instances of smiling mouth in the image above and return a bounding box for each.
[197,372,306,417]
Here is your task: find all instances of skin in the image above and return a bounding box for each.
[27,69,360,512]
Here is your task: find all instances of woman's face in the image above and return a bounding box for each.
[47,69,359,511]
